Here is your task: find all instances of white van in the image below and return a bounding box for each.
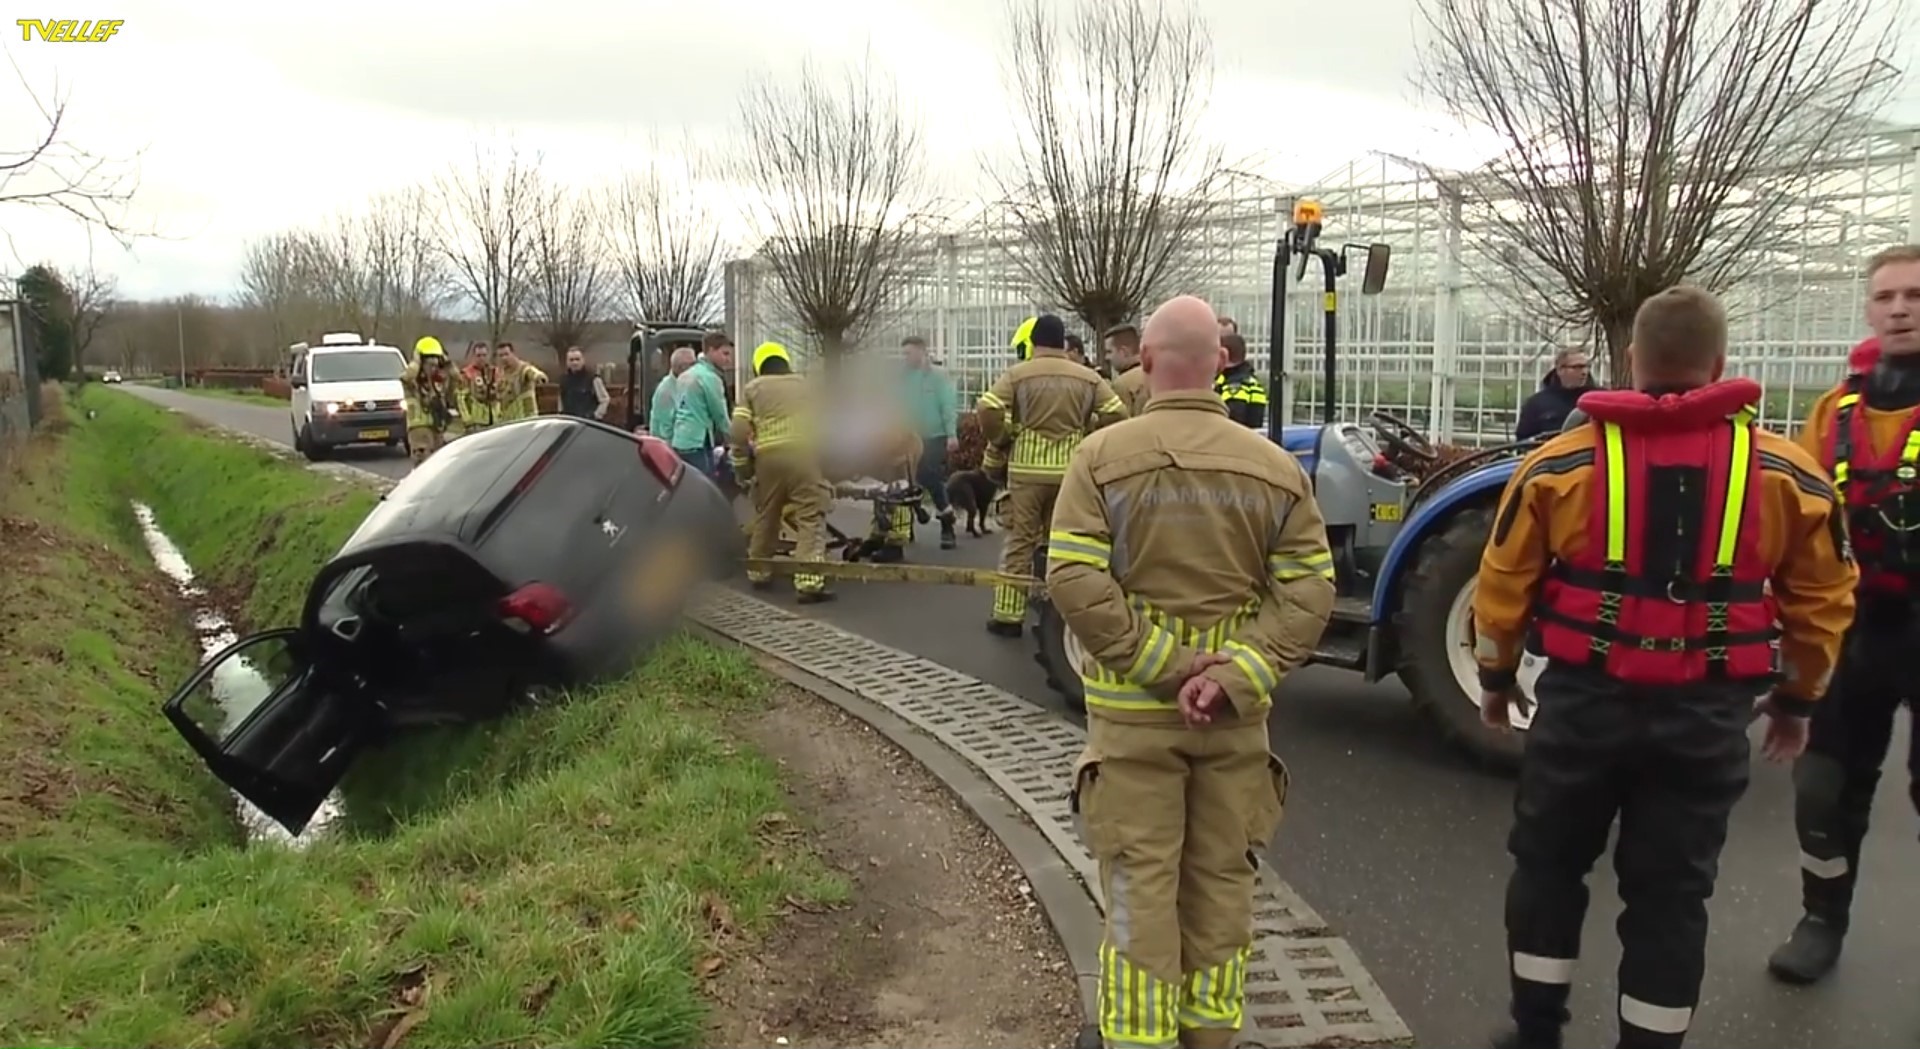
[289,333,409,461]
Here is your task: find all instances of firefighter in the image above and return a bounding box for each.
[492,342,547,422]
[730,341,832,604]
[1214,332,1267,429]
[1046,294,1335,1049]
[402,337,460,465]
[1473,285,1857,1049]
[1103,322,1149,416]
[1768,243,1920,985]
[457,342,497,433]
[977,313,1128,637]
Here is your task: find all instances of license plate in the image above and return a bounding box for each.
[358,429,390,440]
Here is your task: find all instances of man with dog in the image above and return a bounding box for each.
[900,335,962,549]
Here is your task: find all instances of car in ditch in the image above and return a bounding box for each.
[160,416,740,835]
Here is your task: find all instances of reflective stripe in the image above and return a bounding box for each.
[1511,951,1576,984]
[978,391,1007,411]
[731,405,753,422]
[1179,947,1249,1029]
[1097,395,1126,416]
[1080,597,1259,712]
[1268,549,1335,582]
[1602,421,1627,561]
[1099,941,1180,1049]
[1222,640,1277,696]
[1800,850,1849,879]
[1715,410,1754,564]
[1048,529,1112,570]
[1619,995,1693,1035]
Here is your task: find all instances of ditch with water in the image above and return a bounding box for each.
[132,501,342,845]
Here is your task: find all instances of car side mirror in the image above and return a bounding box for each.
[290,375,306,389]
[1361,244,1391,295]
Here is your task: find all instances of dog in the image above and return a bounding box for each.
[944,468,1000,538]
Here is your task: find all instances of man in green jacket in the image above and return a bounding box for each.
[901,335,961,548]
[669,333,735,475]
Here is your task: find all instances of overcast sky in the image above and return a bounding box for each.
[3,0,1916,303]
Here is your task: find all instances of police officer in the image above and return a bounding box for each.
[729,341,832,603]
[1047,294,1336,1049]
[1103,322,1150,416]
[402,337,459,465]
[1768,243,1920,984]
[1214,333,1267,429]
[1473,285,1858,1049]
[977,313,1128,637]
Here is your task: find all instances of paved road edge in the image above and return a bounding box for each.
[126,389,1416,1049]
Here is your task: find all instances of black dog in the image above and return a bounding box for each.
[945,469,999,538]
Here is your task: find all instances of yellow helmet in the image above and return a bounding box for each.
[752,341,791,375]
[414,336,445,358]
[1010,316,1037,362]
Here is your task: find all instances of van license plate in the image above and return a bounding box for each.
[358,429,390,440]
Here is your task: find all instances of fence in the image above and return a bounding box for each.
[725,127,1920,443]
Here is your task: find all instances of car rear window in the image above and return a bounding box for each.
[311,350,402,383]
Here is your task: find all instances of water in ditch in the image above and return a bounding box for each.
[132,502,342,846]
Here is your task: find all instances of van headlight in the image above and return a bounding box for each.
[322,401,342,414]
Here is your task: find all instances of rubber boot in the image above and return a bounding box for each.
[939,511,957,550]
[1073,1024,1103,1049]
[987,620,1024,638]
[1487,1026,1562,1049]
[1767,915,1846,984]
[796,589,836,605]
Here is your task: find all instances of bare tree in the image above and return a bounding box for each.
[435,145,541,345]
[66,255,117,375]
[991,0,1237,355]
[527,178,614,369]
[734,59,935,368]
[359,186,450,341]
[236,231,322,351]
[1415,0,1904,376]
[603,142,729,325]
[0,62,146,248]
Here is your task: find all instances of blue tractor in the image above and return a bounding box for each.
[1033,199,1542,772]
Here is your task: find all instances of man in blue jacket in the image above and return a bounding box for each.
[1515,347,1595,440]
[900,335,961,548]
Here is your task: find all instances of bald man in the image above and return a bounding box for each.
[646,346,697,435]
[1046,295,1337,1049]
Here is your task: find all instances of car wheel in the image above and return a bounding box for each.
[301,432,328,462]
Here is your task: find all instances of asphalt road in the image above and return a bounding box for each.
[127,384,1919,1048]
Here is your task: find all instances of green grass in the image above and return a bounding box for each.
[0,388,845,1048]
[187,387,288,408]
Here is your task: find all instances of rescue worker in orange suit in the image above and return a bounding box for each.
[977,313,1128,637]
[1473,285,1857,1049]
[1103,322,1150,416]
[729,341,833,604]
[1768,243,1920,984]
[1048,294,1335,1049]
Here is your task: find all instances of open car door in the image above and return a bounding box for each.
[161,628,378,835]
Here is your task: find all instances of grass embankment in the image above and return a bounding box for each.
[186,386,288,408]
[0,388,843,1048]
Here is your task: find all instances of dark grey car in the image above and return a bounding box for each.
[162,417,738,834]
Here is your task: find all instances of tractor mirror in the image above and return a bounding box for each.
[1361,244,1391,295]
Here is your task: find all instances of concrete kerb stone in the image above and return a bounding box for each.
[158,403,1416,1049]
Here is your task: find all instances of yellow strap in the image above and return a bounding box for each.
[1715,411,1754,567]
[1602,421,1627,563]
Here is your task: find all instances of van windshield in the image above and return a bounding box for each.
[312,350,402,383]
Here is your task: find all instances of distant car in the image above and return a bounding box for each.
[161,417,740,834]
[101,370,122,384]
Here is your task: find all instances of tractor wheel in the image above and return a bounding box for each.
[1028,548,1087,714]
[1395,505,1536,774]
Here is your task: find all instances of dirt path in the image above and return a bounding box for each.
[708,686,1083,1049]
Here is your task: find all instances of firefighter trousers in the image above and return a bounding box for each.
[1072,717,1289,1049]
[745,449,828,594]
[1505,664,1752,1049]
[1790,613,1920,930]
[992,480,1058,625]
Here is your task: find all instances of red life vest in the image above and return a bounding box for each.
[1533,378,1778,685]
[1822,371,1920,594]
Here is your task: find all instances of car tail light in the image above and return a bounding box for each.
[637,435,684,488]
[498,582,575,636]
